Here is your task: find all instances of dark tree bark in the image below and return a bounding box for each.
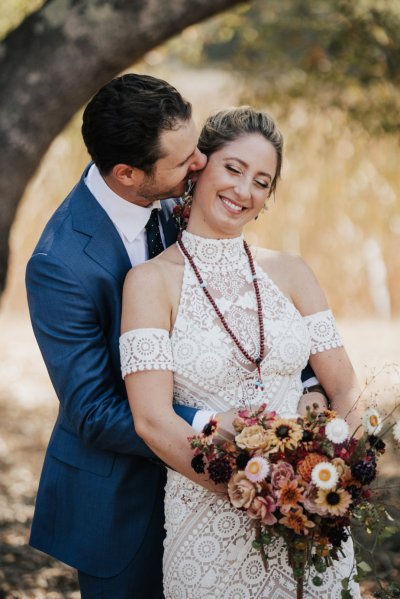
[0,0,243,295]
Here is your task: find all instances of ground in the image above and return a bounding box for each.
[0,313,399,598]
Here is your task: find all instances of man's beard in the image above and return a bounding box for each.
[137,176,186,203]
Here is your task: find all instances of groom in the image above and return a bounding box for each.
[26,74,209,599]
[26,73,326,598]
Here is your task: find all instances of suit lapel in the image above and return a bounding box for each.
[70,168,131,281]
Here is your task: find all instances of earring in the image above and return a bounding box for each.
[172,179,194,230]
[183,178,195,201]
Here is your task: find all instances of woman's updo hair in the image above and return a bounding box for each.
[198,106,283,195]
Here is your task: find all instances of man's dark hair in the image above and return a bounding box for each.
[81,73,192,175]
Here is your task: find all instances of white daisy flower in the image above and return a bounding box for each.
[244,456,270,483]
[311,462,339,490]
[393,421,400,443]
[363,408,382,435]
[325,418,350,444]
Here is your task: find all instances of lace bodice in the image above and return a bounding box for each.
[119,232,358,599]
[120,231,342,417]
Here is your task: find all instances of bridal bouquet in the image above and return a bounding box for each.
[189,403,400,599]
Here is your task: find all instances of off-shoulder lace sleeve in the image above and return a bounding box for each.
[303,309,343,354]
[119,328,173,379]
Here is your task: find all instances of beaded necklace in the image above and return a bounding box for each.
[177,233,266,391]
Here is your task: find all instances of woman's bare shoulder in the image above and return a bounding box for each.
[253,246,327,312]
[124,244,182,289]
[254,247,311,281]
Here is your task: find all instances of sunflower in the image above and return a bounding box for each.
[315,488,352,516]
[265,419,303,452]
[279,508,315,535]
[202,417,219,438]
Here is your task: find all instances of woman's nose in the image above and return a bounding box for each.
[234,178,252,200]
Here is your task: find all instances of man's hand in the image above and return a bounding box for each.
[298,391,329,417]
[213,407,239,443]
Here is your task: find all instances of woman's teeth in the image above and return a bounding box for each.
[220,197,243,212]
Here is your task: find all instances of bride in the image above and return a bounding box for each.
[120,107,361,598]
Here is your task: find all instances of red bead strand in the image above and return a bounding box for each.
[178,234,266,389]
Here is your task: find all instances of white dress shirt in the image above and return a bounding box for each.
[85,164,212,432]
[85,164,164,266]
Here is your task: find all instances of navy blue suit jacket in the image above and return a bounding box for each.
[26,166,197,577]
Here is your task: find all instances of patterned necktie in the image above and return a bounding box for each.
[145,208,165,258]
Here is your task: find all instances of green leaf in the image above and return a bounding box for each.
[357,561,372,573]
[388,582,400,597]
[312,576,323,587]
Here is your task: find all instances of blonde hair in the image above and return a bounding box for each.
[198,106,283,194]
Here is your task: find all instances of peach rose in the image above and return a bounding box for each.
[302,483,328,516]
[247,495,277,525]
[332,457,352,482]
[270,460,295,488]
[235,425,270,451]
[228,472,257,509]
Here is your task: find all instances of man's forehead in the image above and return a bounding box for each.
[159,119,198,160]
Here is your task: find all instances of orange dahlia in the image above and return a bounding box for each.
[279,508,315,535]
[276,479,304,512]
[297,453,326,482]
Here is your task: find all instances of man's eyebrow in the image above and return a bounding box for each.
[225,156,272,180]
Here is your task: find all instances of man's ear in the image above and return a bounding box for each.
[111,164,145,187]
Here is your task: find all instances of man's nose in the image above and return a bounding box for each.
[188,148,207,172]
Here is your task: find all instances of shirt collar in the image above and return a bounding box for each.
[85,164,161,242]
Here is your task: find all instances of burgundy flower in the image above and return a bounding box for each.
[191,454,205,474]
[208,458,232,484]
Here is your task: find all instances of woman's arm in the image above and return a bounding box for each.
[287,255,361,432]
[121,261,225,493]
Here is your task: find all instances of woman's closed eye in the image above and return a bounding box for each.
[226,163,270,190]
[226,164,242,175]
[255,179,270,189]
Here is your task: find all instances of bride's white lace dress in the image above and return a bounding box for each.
[120,231,360,599]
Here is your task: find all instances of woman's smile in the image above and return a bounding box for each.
[219,195,245,214]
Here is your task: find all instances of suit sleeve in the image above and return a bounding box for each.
[26,252,197,457]
[301,362,317,384]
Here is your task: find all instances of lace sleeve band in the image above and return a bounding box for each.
[119,328,173,379]
[303,309,343,354]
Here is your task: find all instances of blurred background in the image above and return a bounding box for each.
[0,0,399,597]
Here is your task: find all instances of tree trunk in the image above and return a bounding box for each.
[0,0,243,295]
